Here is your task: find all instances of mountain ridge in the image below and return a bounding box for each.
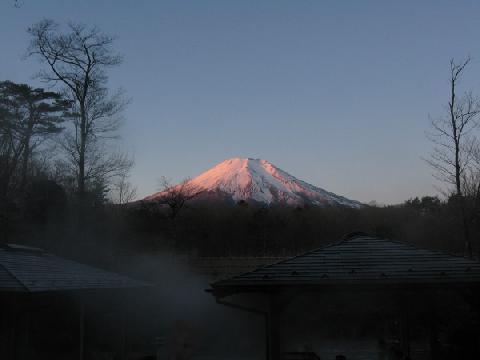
[145,157,362,207]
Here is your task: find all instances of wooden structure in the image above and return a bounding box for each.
[0,243,148,360]
[209,234,480,360]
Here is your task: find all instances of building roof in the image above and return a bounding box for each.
[0,244,148,293]
[210,235,480,294]
[187,256,287,280]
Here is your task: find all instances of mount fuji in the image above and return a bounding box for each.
[145,157,362,207]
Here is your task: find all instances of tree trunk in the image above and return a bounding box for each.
[449,73,462,197]
[78,105,87,196]
[449,65,471,255]
[20,108,35,192]
[20,130,33,192]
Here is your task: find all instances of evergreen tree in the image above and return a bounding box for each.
[0,80,69,194]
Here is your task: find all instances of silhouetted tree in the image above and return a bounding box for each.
[405,196,442,214]
[0,81,68,196]
[27,20,129,197]
[427,57,480,255]
[0,81,69,191]
[111,173,137,205]
[0,95,21,198]
[156,177,202,220]
[427,58,480,194]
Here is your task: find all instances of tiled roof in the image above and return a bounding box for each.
[0,244,147,292]
[211,236,480,291]
[187,257,287,280]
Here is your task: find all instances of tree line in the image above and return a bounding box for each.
[0,19,135,245]
[121,195,465,258]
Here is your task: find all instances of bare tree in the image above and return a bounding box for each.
[150,177,202,248]
[110,173,137,205]
[156,177,202,220]
[427,57,480,255]
[427,58,480,196]
[27,20,128,197]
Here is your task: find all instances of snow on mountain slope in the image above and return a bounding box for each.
[145,158,362,207]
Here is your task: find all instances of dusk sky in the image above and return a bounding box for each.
[2,0,480,204]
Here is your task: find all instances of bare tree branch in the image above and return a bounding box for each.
[27,20,128,197]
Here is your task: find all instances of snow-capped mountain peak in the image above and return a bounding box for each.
[145,157,361,207]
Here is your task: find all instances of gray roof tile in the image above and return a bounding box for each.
[212,236,480,290]
[0,245,147,292]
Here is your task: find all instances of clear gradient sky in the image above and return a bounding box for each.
[1,0,480,204]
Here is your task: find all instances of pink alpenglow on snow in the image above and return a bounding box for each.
[145,158,362,207]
